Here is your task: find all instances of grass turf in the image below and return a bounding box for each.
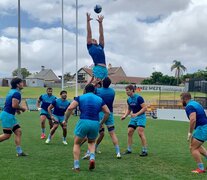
[0,111,207,179]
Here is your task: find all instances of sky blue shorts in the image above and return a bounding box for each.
[193,124,207,142]
[99,111,114,126]
[53,114,64,124]
[74,119,100,140]
[0,111,19,129]
[129,114,147,128]
[40,109,51,119]
[93,65,108,80]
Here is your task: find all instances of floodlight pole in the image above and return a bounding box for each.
[18,0,22,78]
[75,0,78,97]
[61,0,64,90]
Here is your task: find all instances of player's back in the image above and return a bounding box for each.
[76,93,104,121]
[96,87,115,112]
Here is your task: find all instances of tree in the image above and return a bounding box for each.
[12,68,31,79]
[141,71,177,85]
[171,60,186,85]
[64,72,74,82]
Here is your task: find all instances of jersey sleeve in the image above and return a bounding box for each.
[186,105,196,118]
[39,95,43,101]
[52,100,56,107]
[127,99,131,110]
[12,92,21,101]
[74,96,80,103]
[99,44,104,49]
[87,44,92,50]
[137,96,144,104]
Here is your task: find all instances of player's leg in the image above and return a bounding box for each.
[95,126,105,153]
[0,129,12,142]
[123,126,135,154]
[107,125,121,158]
[87,120,100,170]
[81,137,90,160]
[190,138,205,173]
[137,126,148,156]
[88,139,96,170]
[198,145,207,157]
[40,115,47,139]
[13,124,27,156]
[60,122,67,145]
[47,114,53,129]
[45,121,59,144]
[136,115,148,156]
[73,136,84,171]
[190,125,207,173]
[105,113,121,158]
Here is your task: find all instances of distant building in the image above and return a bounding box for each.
[74,64,146,84]
[26,66,60,87]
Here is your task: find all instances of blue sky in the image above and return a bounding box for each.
[0,0,207,78]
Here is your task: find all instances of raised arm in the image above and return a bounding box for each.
[86,12,93,44]
[97,15,104,47]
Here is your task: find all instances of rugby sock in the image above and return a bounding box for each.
[74,160,80,169]
[42,128,45,134]
[198,163,204,170]
[48,134,51,140]
[16,146,23,154]
[86,150,90,155]
[142,146,148,152]
[115,145,120,154]
[62,137,66,141]
[127,146,132,152]
[90,153,95,160]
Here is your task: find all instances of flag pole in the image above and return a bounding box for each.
[61,0,64,90]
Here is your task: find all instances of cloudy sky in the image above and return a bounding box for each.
[0,0,207,78]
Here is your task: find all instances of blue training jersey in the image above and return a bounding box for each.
[75,92,105,121]
[96,87,115,112]
[52,98,70,116]
[127,94,145,114]
[185,100,207,128]
[3,89,21,115]
[87,43,106,65]
[39,94,56,112]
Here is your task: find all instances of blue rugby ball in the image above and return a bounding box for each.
[94,4,102,14]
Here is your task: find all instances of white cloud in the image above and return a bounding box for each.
[0,0,207,78]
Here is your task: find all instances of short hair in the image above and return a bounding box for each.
[47,87,53,91]
[60,90,67,95]
[11,77,23,89]
[103,77,111,88]
[180,92,191,100]
[125,84,135,92]
[85,84,95,93]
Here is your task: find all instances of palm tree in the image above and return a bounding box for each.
[171,60,187,85]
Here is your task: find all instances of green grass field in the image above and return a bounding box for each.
[1,111,207,180]
[0,86,206,102]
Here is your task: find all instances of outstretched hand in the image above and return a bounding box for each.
[86,12,93,21]
[96,15,104,23]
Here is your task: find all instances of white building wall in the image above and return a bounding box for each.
[157,109,207,122]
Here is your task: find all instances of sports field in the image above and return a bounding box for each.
[0,111,206,180]
[0,86,183,101]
